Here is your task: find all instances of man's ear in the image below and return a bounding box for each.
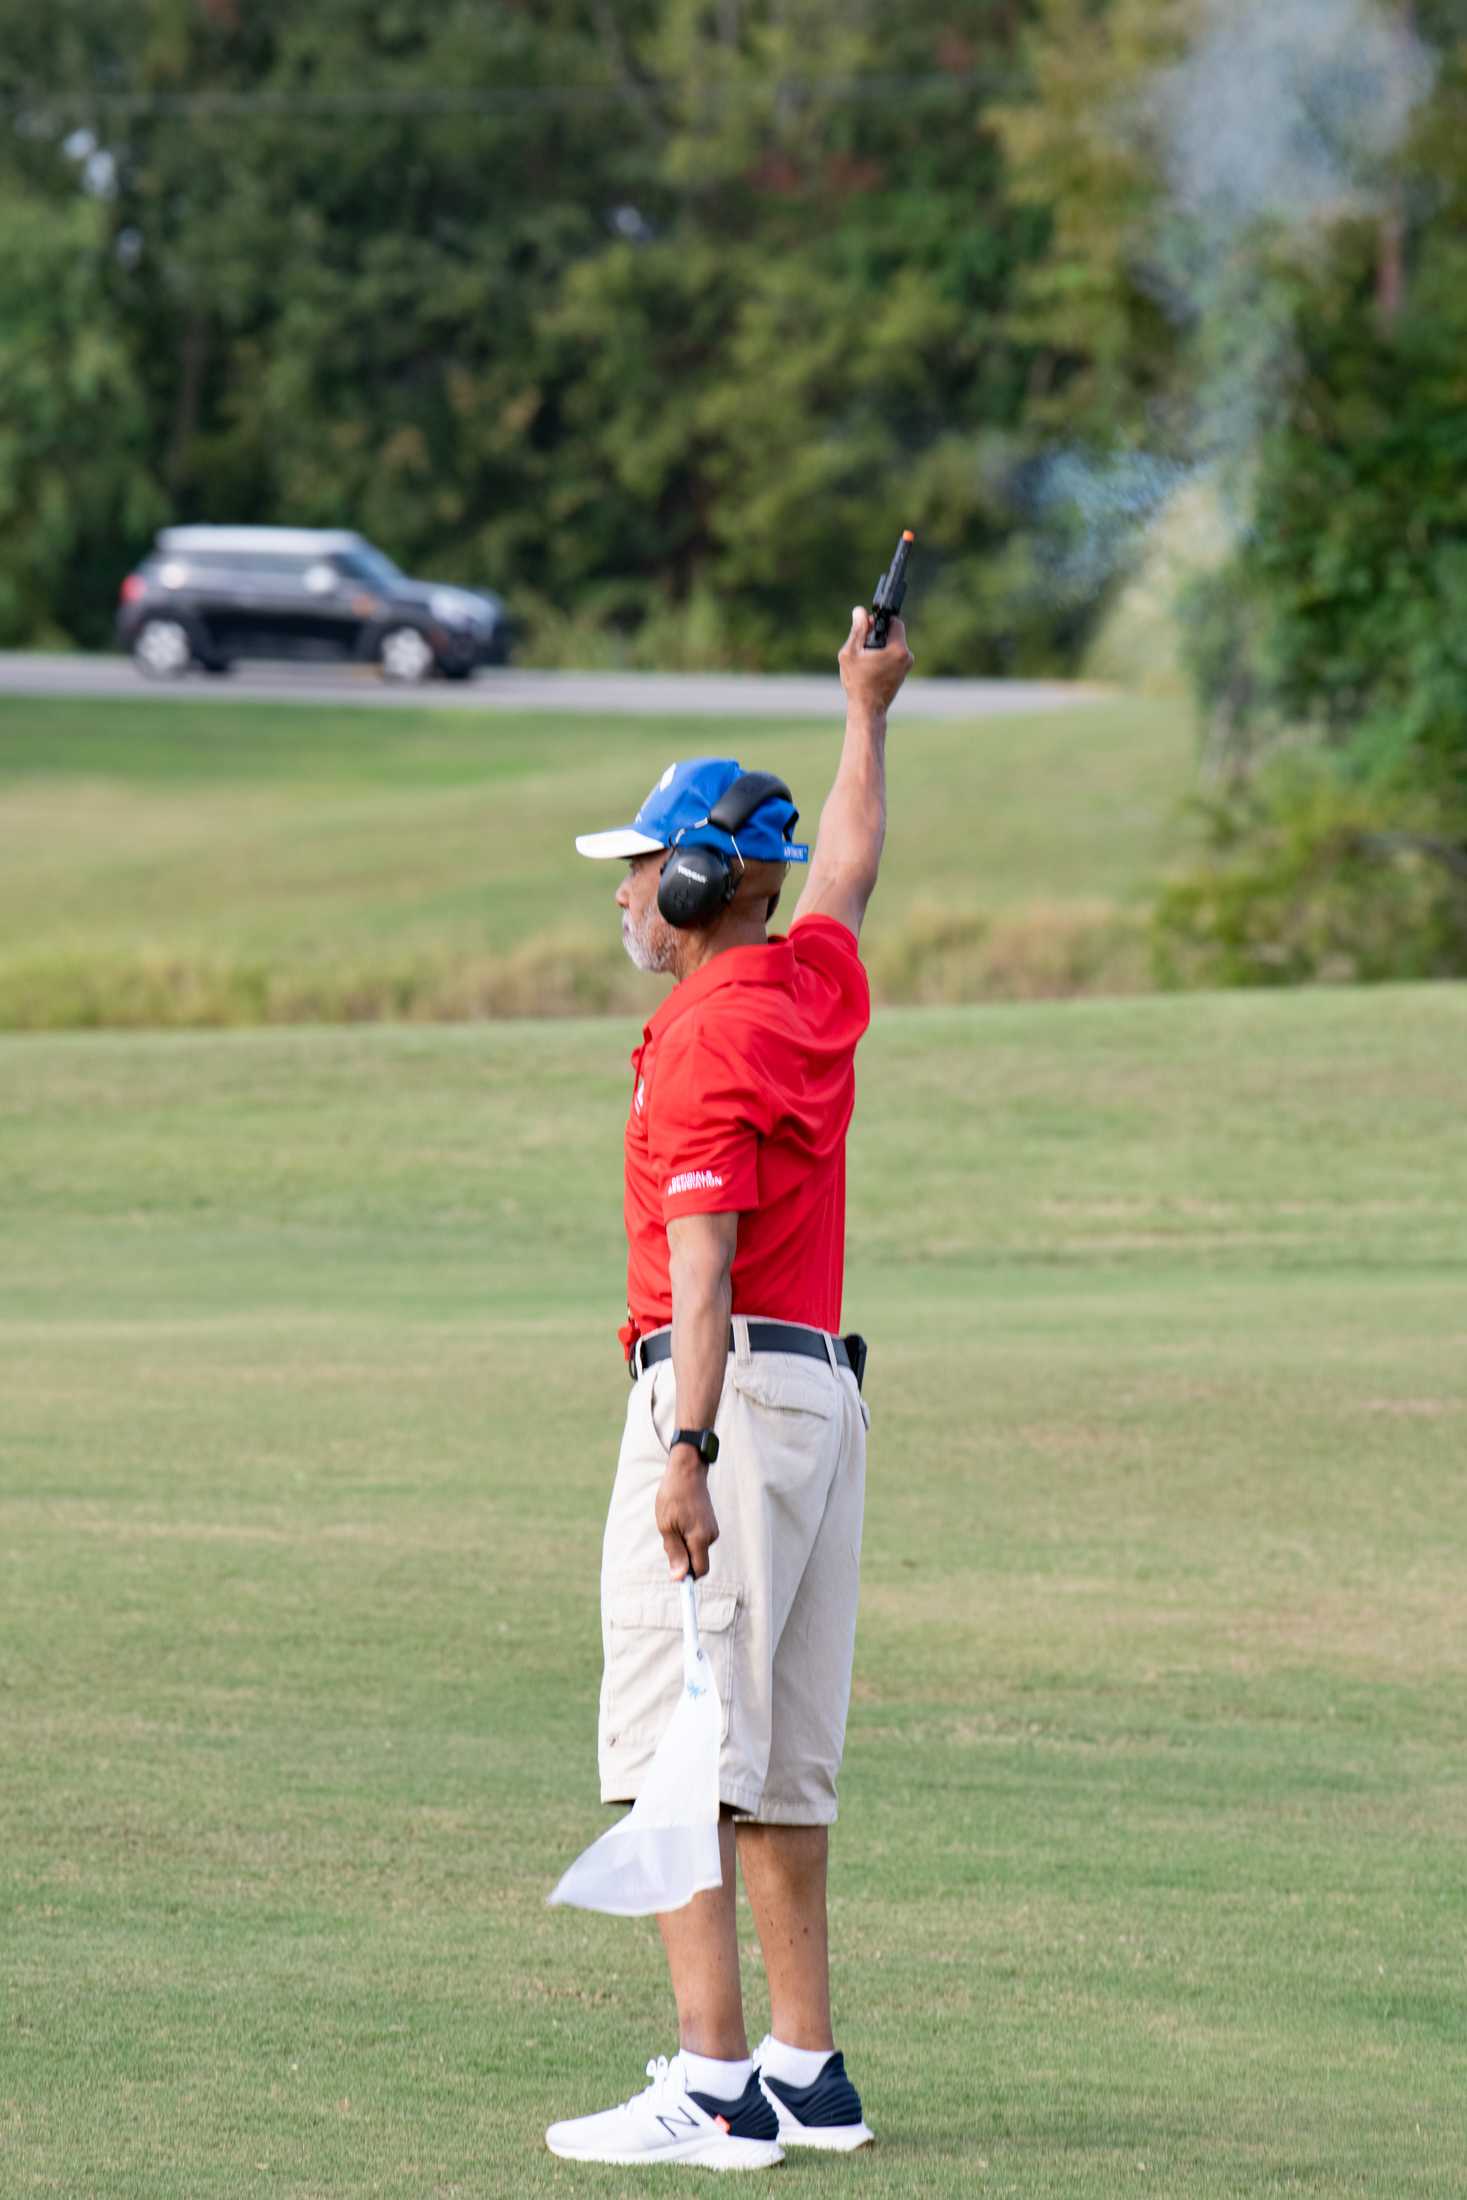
[728,857,786,926]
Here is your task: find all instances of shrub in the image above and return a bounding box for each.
[1152,755,1467,989]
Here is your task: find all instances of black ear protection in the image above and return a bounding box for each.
[656,771,797,930]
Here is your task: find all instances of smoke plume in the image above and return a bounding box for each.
[1155,0,1433,249]
[1028,0,1437,615]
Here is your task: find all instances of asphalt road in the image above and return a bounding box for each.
[0,653,1107,719]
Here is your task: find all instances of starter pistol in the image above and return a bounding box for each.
[864,529,915,650]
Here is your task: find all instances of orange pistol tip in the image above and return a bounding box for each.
[902,528,915,541]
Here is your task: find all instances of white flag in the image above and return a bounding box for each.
[549,1575,724,1918]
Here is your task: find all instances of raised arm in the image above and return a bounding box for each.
[790,606,913,939]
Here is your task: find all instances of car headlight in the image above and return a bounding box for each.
[429,588,478,628]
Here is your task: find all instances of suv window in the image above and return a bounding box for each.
[242,553,312,577]
[334,548,401,588]
[164,549,315,578]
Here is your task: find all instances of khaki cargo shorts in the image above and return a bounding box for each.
[599,1315,870,1825]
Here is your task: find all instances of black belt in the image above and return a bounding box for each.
[633,1322,866,1391]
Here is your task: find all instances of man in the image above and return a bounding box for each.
[547,604,912,2173]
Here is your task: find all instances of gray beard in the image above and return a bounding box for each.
[621,908,677,974]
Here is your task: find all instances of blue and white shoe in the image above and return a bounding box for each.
[545,2052,784,2171]
[753,2036,874,2151]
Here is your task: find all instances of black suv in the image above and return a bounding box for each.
[117,526,511,682]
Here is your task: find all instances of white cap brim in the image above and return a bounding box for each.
[574,828,666,859]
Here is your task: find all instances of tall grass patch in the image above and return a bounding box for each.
[0,691,1189,1027]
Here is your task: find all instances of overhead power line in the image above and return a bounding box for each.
[3,68,1014,126]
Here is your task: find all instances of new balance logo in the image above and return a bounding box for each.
[665,1169,724,1197]
[655,2106,701,2139]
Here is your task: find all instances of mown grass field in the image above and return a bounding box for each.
[4,985,1466,2197]
[0,691,1187,1023]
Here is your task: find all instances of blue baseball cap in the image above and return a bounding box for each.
[574,756,809,865]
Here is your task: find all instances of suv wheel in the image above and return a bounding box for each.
[379,626,436,684]
[133,618,193,679]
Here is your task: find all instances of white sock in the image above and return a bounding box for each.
[761,2037,833,2087]
[680,2049,753,2102]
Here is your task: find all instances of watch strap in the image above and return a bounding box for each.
[671,1426,720,1464]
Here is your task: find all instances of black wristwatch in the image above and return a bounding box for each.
[671,1427,720,1466]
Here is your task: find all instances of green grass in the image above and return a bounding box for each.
[4,986,1467,2195]
[0,692,1188,1024]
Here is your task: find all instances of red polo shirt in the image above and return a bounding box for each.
[622,913,870,1341]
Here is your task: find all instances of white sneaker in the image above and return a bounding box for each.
[545,2052,785,2171]
[753,2035,874,2151]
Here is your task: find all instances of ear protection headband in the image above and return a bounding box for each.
[656,771,798,931]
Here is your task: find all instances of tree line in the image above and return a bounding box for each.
[2,1,1054,672]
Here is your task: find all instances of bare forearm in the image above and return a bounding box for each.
[811,702,888,896]
[669,1256,733,1434]
[793,608,909,937]
[658,1215,736,1577]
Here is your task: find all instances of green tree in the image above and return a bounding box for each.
[1185,33,1467,802]
[1,0,660,636]
[991,0,1192,452]
[0,0,1071,669]
[527,0,1058,670]
[1001,0,1467,977]
[0,189,161,644]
